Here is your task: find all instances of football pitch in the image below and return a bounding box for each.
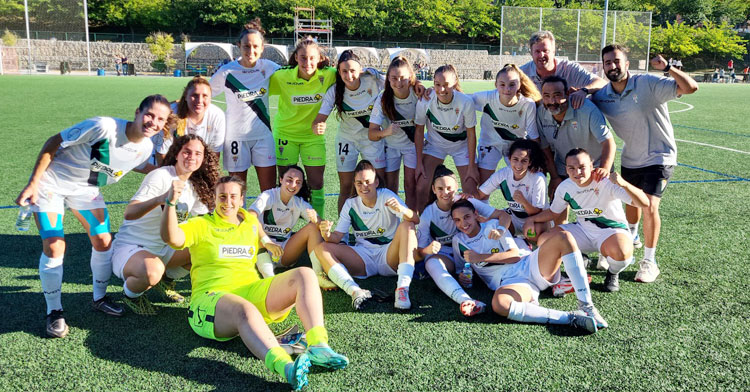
[0,75,748,391]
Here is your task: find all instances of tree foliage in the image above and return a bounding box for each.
[145,31,176,73]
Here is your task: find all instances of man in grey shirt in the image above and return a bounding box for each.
[520,31,608,109]
[537,76,616,225]
[591,44,698,286]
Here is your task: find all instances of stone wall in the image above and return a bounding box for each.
[7,39,536,79]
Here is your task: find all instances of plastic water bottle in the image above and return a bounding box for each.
[461,262,473,288]
[15,205,32,231]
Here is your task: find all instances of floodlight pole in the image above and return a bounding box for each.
[646,12,653,72]
[601,0,609,49]
[499,6,504,59]
[23,0,32,74]
[575,10,581,62]
[83,0,92,75]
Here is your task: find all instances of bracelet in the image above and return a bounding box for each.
[260,235,272,246]
[663,64,671,73]
[165,197,177,207]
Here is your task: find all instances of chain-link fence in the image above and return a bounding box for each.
[499,6,652,74]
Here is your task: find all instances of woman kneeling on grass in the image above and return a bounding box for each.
[112,134,219,315]
[160,176,348,391]
[314,160,420,311]
[450,199,607,333]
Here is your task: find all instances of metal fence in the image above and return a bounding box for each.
[499,6,652,72]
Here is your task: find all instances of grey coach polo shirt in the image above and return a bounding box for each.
[591,73,678,168]
[520,59,598,91]
[537,99,613,176]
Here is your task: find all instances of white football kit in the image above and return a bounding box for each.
[415,92,477,167]
[370,90,419,171]
[249,187,314,247]
[478,167,548,233]
[151,102,226,162]
[472,92,538,170]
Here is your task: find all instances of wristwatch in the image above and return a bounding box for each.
[581,88,590,95]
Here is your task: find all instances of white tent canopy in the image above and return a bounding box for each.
[265,44,289,62]
[184,42,235,62]
[334,46,380,61]
[386,48,430,62]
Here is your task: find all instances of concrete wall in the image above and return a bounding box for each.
[6,39,536,79]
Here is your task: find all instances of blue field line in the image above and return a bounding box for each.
[674,124,750,138]
[677,163,750,181]
[671,179,748,184]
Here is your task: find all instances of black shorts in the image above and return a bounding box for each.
[621,165,675,197]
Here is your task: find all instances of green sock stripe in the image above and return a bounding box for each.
[306,325,329,346]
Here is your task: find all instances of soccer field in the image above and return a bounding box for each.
[0,75,748,391]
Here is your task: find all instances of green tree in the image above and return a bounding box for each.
[649,21,701,58]
[146,31,176,73]
[694,20,748,60]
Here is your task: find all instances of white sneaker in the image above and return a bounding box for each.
[633,233,643,249]
[394,287,411,310]
[596,254,609,271]
[635,259,660,283]
[578,301,608,329]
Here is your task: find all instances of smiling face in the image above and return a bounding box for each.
[187,83,211,117]
[354,168,378,201]
[433,72,456,103]
[452,206,480,237]
[432,175,458,209]
[175,139,205,175]
[496,70,521,106]
[603,49,629,83]
[338,59,362,89]
[388,65,412,96]
[296,46,320,79]
[565,152,593,186]
[279,168,304,198]
[134,102,171,138]
[509,148,531,179]
[531,38,555,72]
[542,81,568,116]
[239,32,263,66]
[214,181,244,221]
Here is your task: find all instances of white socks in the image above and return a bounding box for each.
[256,252,276,278]
[425,257,471,304]
[123,280,143,299]
[607,256,634,274]
[90,248,113,301]
[507,301,572,325]
[396,263,414,289]
[561,251,593,305]
[39,254,63,315]
[629,222,639,237]
[644,247,656,264]
[165,266,190,280]
[326,263,361,296]
[309,251,323,274]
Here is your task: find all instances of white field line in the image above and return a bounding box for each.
[669,100,694,114]
[675,139,750,155]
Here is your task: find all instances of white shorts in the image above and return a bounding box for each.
[385,143,417,172]
[423,139,471,167]
[111,239,176,280]
[33,175,106,214]
[559,223,631,254]
[335,134,386,172]
[351,244,395,278]
[493,249,561,302]
[476,141,510,171]
[223,134,276,172]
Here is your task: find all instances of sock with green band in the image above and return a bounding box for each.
[264,346,293,377]
[306,325,329,346]
[311,188,325,218]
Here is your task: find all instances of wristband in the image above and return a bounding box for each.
[581,87,590,94]
[663,64,671,73]
[260,235,273,246]
[165,198,177,207]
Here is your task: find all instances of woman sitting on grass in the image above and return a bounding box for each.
[160,175,348,391]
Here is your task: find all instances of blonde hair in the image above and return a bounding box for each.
[434,64,462,92]
[496,64,541,103]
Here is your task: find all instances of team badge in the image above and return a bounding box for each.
[315,94,323,100]
[340,156,345,164]
[279,146,284,154]
[232,156,238,162]
[633,95,639,104]
[491,248,500,253]
[367,88,372,96]
[518,109,524,117]
[594,187,600,196]
[284,228,291,234]
[455,108,460,115]
[368,104,373,111]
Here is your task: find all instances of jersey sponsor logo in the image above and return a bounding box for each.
[292,94,323,105]
[218,245,257,259]
[574,207,603,218]
[90,158,123,179]
[437,105,453,112]
[235,88,267,102]
[344,108,373,117]
[598,99,616,104]
[263,225,292,235]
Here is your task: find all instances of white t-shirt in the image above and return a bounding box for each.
[452,220,520,288]
[335,188,406,248]
[152,103,226,157]
[45,117,152,188]
[550,177,632,232]
[415,91,477,149]
[417,196,497,250]
[249,187,314,242]
[319,72,384,140]
[478,167,547,217]
[209,59,280,141]
[115,166,207,252]
[472,91,538,156]
[370,89,419,149]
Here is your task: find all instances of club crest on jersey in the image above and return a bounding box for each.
[367,88,372,96]
[455,108,460,115]
[232,155,238,162]
[260,70,266,78]
[377,227,385,234]
[90,159,123,179]
[219,245,257,259]
[452,125,460,130]
[518,109,524,117]
[292,94,323,105]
